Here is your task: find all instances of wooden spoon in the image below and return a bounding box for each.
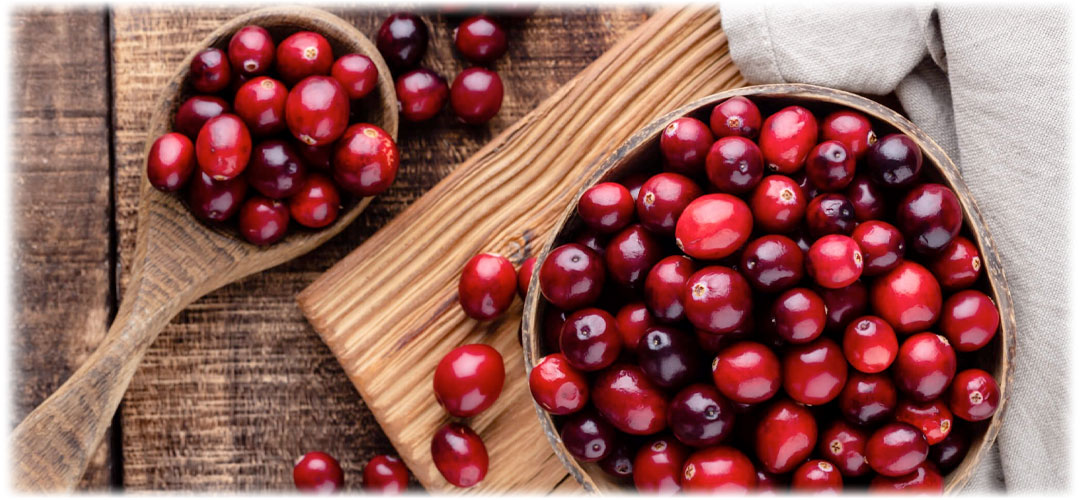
[11,6,397,491]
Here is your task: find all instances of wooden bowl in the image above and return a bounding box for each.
[521,84,1015,494]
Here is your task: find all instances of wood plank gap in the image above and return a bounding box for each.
[104,6,125,490]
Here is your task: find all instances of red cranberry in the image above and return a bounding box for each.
[196,114,252,181]
[275,31,333,84]
[791,460,843,493]
[711,341,780,404]
[668,384,735,447]
[842,316,898,374]
[286,76,349,146]
[395,68,448,122]
[332,54,379,100]
[896,183,963,255]
[867,133,922,187]
[517,256,536,298]
[866,422,929,477]
[636,172,702,234]
[636,326,700,389]
[454,15,508,63]
[598,440,636,481]
[529,353,587,415]
[592,363,669,435]
[333,123,399,196]
[539,243,605,310]
[362,454,409,494]
[749,175,806,233]
[615,302,655,349]
[561,410,617,463]
[852,220,905,276]
[806,234,863,289]
[896,399,953,445]
[458,253,516,320]
[433,344,504,417]
[869,462,944,493]
[820,110,876,159]
[755,398,817,474]
[806,193,856,237]
[948,368,1000,421]
[234,77,288,136]
[147,132,196,192]
[288,173,340,228]
[644,255,695,323]
[660,117,713,176]
[709,96,761,138]
[817,280,868,332]
[675,194,753,260]
[228,25,274,77]
[782,337,847,405]
[683,266,753,335]
[579,182,635,233]
[806,141,855,191]
[772,288,827,344]
[431,423,488,488]
[189,48,231,93]
[377,13,429,70]
[681,447,757,493]
[633,436,689,493]
[705,137,764,193]
[739,235,804,293]
[870,260,942,334]
[839,372,898,426]
[930,236,982,290]
[759,105,818,174]
[560,308,621,371]
[846,174,889,221]
[238,197,289,246]
[187,171,246,223]
[293,451,344,493]
[819,420,871,477]
[294,140,333,171]
[940,290,999,352]
[246,139,306,199]
[894,332,957,402]
[450,68,503,124]
[175,95,229,139]
[929,427,970,473]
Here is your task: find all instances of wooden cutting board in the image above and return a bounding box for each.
[297,5,745,493]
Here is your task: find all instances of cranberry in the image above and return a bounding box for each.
[560,308,621,371]
[818,280,868,332]
[578,182,635,233]
[929,427,970,473]
[749,175,806,233]
[782,337,847,405]
[573,229,607,255]
[561,410,616,463]
[288,173,340,228]
[294,140,333,171]
[819,420,871,477]
[276,31,333,84]
[633,436,689,493]
[739,235,804,293]
[332,54,379,100]
[846,174,889,221]
[333,123,400,197]
[697,316,753,352]
[870,261,942,334]
[660,117,713,176]
[675,194,753,260]
[791,460,843,493]
[433,344,504,417]
[636,173,702,234]
[592,363,668,435]
[187,171,246,223]
[806,194,856,237]
[228,25,275,77]
[175,95,229,139]
[683,266,753,335]
[711,341,780,404]
[755,470,787,493]
[820,110,876,159]
[189,48,231,93]
[238,196,289,246]
[705,137,764,193]
[286,76,349,146]
[293,451,344,493]
[759,105,818,174]
[896,183,963,255]
[668,384,735,447]
[709,96,761,138]
[792,170,822,201]
[681,447,757,493]
[806,234,863,289]
[636,326,700,389]
[529,353,587,415]
[940,290,999,352]
[755,398,817,474]
[894,332,957,402]
[869,462,944,493]
[431,422,488,488]
[839,372,898,426]
[450,68,503,124]
[457,253,516,320]
[598,440,636,480]
[866,422,928,477]
[948,368,1000,421]
[867,133,922,187]
[539,243,605,310]
[394,68,448,122]
[196,114,252,181]
[542,308,568,353]
[246,139,306,199]
[622,173,649,203]
[851,220,905,276]
[806,141,855,191]
[454,15,508,63]
[615,302,655,349]
[896,399,953,445]
[643,255,695,323]
[233,77,288,136]
[930,236,982,290]
[377,13,429,70]
[147,132,196,192]
[842,316,898,374]
[517,256,536,298]
[362,454,409,494]
[772,288,826,344]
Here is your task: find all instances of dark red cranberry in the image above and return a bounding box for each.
[450,68,503,124]
[238,196,289,246]
[579,182,635,233]
[948,368,1000,421]
[454,15,508,63]
[674,193,753,260]
[615,302,655,349]
[636,326,700,389]
[842,316,898,374]
[560,308,621,372]
[705,137,764,194]
[683,266,753,335]
[288,173,340,228]
[228,25,274,77]
[782,337,847,405]
[660,117,713,176]
[772,288,826,344]
[228,72,252,97]
[362,454,409,494]
[542,308,568,353]
[754,469,787,493]
[294,140,333,171]
[817,280,868,332]
[929,427,970,473]
[431,422,488,488]
[839,372,898,426]
[696,314,753,351]
[739,235,804,293]
[896,183,963,255]
[711,341,781,404]
[870,261,942,334]
[561,410,616,463]
[636,173,702,234]
[622,173,649,203]
[598,440,636,481]
[820,110,876,159]
[930,236,982,290]
[759,105,818,174]
[806,140,855,191]
[869,462,944,493]
[276,31,333,84]
[377,13,429,70]
[709,96,761,138]
[333,123,400,196]
[791,460,843,493]
[286,75,349,146]
[633,436,689,493]
[668,384,735,447]
[517,256,536,298]
[852,220,905,276]
[196,114,252,181]
[529,353,587,415]
[573,229,607,255]
[792,170,822,201]
[433,344,504,417]
[458,253,516,320]
[867,133,922,187]
[894,332,957,402]
[806,193,856,237]
[644,255,696,323]
[896,399,953,445]
[866,422,929,477]
[187,171,246,223]
[819,420,871,477]
[233,77,288,136]
[755,398,817,474]
[293,451,344,493]
[592,363,668,435]
[749,175,806,233]
[538,243,605,310]
[681,447,757,493]
[175,95,229,139]
[940,290,999,352]
[246,139,306,199]
[189,48,231,93]
[332,54,379,100]
[395,68,448,122]
[806,234,863,289]
[147,132,196,192]
[846,174,889,222]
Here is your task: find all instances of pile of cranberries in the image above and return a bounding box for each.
[147,25,399,246]
[292,451,410,493]
[522,96,1002,493]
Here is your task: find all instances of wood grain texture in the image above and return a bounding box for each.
[298,5,745,493]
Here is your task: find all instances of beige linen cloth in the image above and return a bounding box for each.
[719,2,1069,492]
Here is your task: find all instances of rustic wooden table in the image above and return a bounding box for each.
[11,5,652,491]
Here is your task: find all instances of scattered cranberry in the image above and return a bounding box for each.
[846,174,889,221]
[246,139,306,199]
[636,326,700,389]
[633,436,689,493]
[852,220,905,276]
[529,353,588,415]
[333,123,400,196]
[930,236,982,290]
[818,280,868,332]
[842,315,898,374]
[238,196,289,246]
[896,398,953,445]
[433,344,504,417]
[894,332,957,402]
[454,15,508,63]
[870,260,942,334]
[681,446,757,493]
[711,341,780,404]
[190,48,231,93]
[869,462,944,493]
[644,255,695,323]
[755,398,817,474]
[759,105,818,174]
[288,173,340,228]
[517,256,536,298]
[819,420,871,477]
[450,68,503,124]
[293,451,344,493]
[175,95,229,139]
[675,193,753,260]
[806,234,863,289]
[458,253,516,320]
[739,235,804,293]
[561,410,616,463]
[234,77,288,136]
[705,137,764,193]
[771,287,826,344]
[749,175,806,233]
[683,266,753,335]
[362,454,409,494]
[660,117,713,176]
[896,183,963,255]
[560,308,621,372]
[592,363,669,435]
[867,133,922,187]
[839,372,898,426]
[668,384,735,447]
[791,460,843,493]
[866,422,929,477]
[431,423,488,488]
[820,110,876,159]
[331,54,379,100]
[395,68,448,122]
[782,337,847,405]
[806,193,856,237]
[286,75,349,146]
[377,13,429,70]
[147,132,196,192]
[636,173,702,234]
[229,25,275,77]
[578,182,635,233]
[196,114,252,181]
[709,96,761,138]
[806,140,855,191]
[538,243,605,310]
[948,368,1000,421]
[615,302,656,349]
[187,171,247,223]
[940,290,999,352]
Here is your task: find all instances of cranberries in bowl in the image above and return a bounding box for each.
[521,84,1012,494]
